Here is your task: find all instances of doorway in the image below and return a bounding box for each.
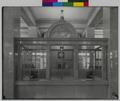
[50,46,74,80]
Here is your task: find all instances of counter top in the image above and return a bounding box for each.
[16,79,108,86]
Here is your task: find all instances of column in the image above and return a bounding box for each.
[109,8,118,98]
[3,7,21,98]
[103,8,110,38]
[74,46,78,79]
[103,7,111,98]
[46,45,50,79]
[102,45,107,80]
[89,51,94,70]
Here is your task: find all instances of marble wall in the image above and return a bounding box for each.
[109,7,118,97]
[3,7,22,98]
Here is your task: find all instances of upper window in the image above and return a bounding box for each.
[94,29,104,38]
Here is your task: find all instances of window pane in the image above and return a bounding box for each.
[78,47,105,80]
[17,48,47,81]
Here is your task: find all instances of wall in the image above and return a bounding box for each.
[109,7,118,97]
[20,26,38,37]
[86,7,118,98]
[3,7,22,98]
[3,7,38,98]
[101,7,118,98]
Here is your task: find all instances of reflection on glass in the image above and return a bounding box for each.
[78,48,104,80]
[50,49,73,80]
[18,49,47,81]
[32,52,47,69]
[78,52,90,70]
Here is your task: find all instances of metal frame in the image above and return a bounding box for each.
[14,38,108,81]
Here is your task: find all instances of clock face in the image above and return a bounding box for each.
[58,51,64,58]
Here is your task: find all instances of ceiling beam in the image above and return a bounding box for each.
[21,7,36,26]
[87,7,101,27]
[82,7,102,35]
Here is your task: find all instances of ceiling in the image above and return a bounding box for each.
[26,7,99,33]
[30,7,95,21]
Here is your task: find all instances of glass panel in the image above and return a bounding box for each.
[50,46,74,80]
[78,51,91,79]
[95,50,103,78]
[17,46,47,80]
[78,46,104,80]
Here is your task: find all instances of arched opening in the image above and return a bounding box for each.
[47,17,78,38]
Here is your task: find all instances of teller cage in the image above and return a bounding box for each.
[15,38,108,98]
[13,11,110,98]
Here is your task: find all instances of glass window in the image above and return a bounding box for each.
[50,46,74,80]
[94,29,104,38]
[78,46,105,80]
[17,46,47,81]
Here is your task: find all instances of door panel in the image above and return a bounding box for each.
[50,50,73,80]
